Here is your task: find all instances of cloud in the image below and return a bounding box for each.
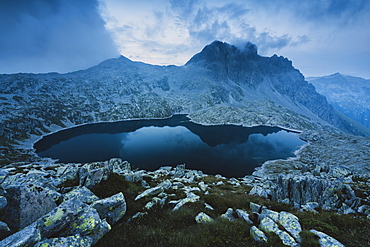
[0,0,118,74]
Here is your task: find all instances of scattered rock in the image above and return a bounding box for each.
[236,209,253,224]
[91,192,126,224]
[310,229,345,247]
[62,186,100,204]
[195,212,213,223]
[221,208,236,221]
[278,211,302,242]
[250,226,268,243]
[135,186,164,201]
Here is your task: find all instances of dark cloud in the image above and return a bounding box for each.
[255,0,369,25]
[0,0,118,74]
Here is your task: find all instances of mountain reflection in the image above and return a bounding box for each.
[35,114,305,177]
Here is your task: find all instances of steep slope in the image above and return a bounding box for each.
[308,73,370,129]
[0,41,369,165]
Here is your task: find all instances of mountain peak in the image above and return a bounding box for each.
[186,40,258,65]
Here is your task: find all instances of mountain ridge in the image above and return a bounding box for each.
[0,40,370,165]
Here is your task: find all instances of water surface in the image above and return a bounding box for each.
[35,115,305,177]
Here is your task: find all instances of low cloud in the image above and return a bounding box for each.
[0,0,118,74]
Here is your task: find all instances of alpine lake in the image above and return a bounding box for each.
[34,115,306,178]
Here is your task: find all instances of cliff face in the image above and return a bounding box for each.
[0,41,369,164]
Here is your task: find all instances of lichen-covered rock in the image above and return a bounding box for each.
[310,229,345,247]
[0,222,41,246]
[195,212,213,223]
[300,202,319,213]
[236,209,253,224]
[221,208,236,221]
[64,207,111,244]
[144,197,162,210]
[329,165,352,178]
[0,221,10,239]
[34,234,94,247]
[3,183,59,230]
[62,186,99,204]
[278,211,302,242]
[38,198,86,237]
[53,164,80,187]
[259,208,279,222]
[91,192,126,225]
[79,162,110,189]
[250,226,268,243]
[259,217,298,246]
[135,186,164,201]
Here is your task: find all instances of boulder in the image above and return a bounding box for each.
[171,192,200,211]
[90,192,126,224]
[158,180,172,190]
[259,217,298,247]
[259,208,279,222]
[310,229,345,247]
[278,211,302,242]
[53,164,80,187]
[173,164,186,178]
[0,222,41,246]
[79,162,110,189]
[249,185,270,198]
[236,209,253,224]
[250,226,268,243]
[62,186,100,204]
[195,212,213,223]
[329,165,352,178]
[3,183,59,230]
[221,208,236,221]
[135,186,164,201]
[250,202,263,214]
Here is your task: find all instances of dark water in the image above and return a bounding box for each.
[34,115,306,177]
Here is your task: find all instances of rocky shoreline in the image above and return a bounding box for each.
[0,150,369,246]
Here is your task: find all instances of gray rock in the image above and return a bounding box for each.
[221,208,236,221]
[34,234,94,247]
[259,217,298,246]
[135,186,164,201]
[144,197,162,210]
[62,186,100,204]
[310,229,345,247]
[53,164,80,187]
[173,164,186,178]
[0,169,9,184]
[236,209,253,224]
[300,202,319,212]
[171,192,200,211]
[250,226,268,243]
[90,192,126,224]
[250,202,263,214]
[0,196,7,211]
[278,211,302,242]
[249,185,270,198]
[0,222,41,246]
[3,183,58,230]
[198,181,208,191]
[0,221,10,239]
[195,212,213,223]
[259,208,279,222]
[79,163,110,189]
[158,180,172,190]
[329,165,352,178]
[38,198,86,237]
[205,203,214,211]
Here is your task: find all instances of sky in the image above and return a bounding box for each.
[0,0,369,78]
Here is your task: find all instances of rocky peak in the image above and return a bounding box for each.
[186,40,259,66]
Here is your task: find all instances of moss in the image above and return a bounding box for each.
[300,230,320,247]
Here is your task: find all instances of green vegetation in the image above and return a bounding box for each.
[92,173,370,247]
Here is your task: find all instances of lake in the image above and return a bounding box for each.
[34,115,306,177]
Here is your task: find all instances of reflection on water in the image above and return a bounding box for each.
[35,115,306,177]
